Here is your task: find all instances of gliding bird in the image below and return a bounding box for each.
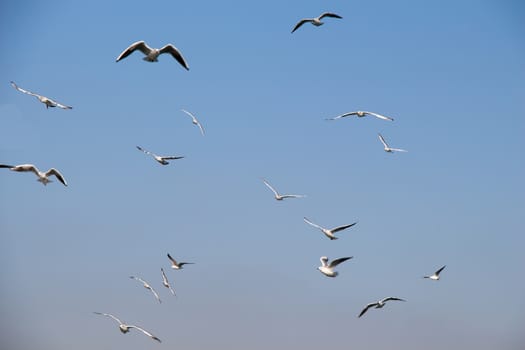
[318,256,353,277]
[0,164,67,186]
[358,297,406,318]
[93,312,161,342]
[378,133,407,153]
[423,265,446,281]
[292,12,343,33]
[136,146,184,165]
[167,253,194,270]
[326,110,393,121]
[262,179,305,201]
[116,41,189,70]
[129,276,161,303]
[161,268,176,296]
[304,217,357,240]
[181,109,205,135]
[10,81,72,109]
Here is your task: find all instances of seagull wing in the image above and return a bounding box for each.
[329,256,353,268]
[93,312,124,325]
[330,222,358,233]
[11,164,40,176]
[262,179,280,197]
[178,262,194,267]
[116,41,152,62]
[319,12,343,20]
[390,148,408,153]
[280,194,305,199]
[326,111,358,120]
[160,156,184,160]
[10,81,41,98]
[45,168,67,186]
[159,44,189,70]
[149,286,162,303]
[127,325,162,343]
[167,253,179,265]
[435,265,446,276]
[358,303,377,318]
[364,111,394,121]
[136,146,152,155]
[291,19,313,33]
[303,217,324,231]
[129,275,147,285]
[378,133,389,148]
[53,100,73,110]
[382,297,406,303]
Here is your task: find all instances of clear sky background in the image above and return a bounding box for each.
[1,1,524,349]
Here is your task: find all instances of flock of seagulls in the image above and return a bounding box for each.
[3,6,447,347]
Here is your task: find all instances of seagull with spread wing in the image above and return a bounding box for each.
[167,253,194,270]
[358,297,406,318]
[129,276,161,303]
[10,81,72,109]
[93,312,161,342]
[0,164,67,186]
[262,179,305,201]
[116,41,189,70]
[423,265,446,281]
[292,12,343,33]
[304,217,357,240]
[181,109,205,135]
[326,110,394,121]
[161,268,176,296]
[136,146,184,165]
[378,133,407,153]
[318,256,353,277]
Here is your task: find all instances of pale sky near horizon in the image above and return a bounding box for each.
[1,1,524,349]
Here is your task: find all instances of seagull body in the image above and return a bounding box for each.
[304,217,357,240]
[326,111,393,121]
[10,81,72,109]
[0,164,67,186]
[378,133,407,153]
[181,109,205,135]
[136,146,184,165]
[318,256,353,277]
[358,297,406,318]
[93,312,161,342]
[292,12,343,33]
[161,268,176,296]
[167,253,194,270]
[116,41,189,70]
[423,265,446,281]
[129,276,161,303]
[262,179,305,201]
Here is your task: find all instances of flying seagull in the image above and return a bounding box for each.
[0,164,67,186]
[136,146,184,165]
[304,217,357,240]
[10,81,72,109]
[292,12,343,33]
[167,253,194,270]
[326,111,393,121]
[181,109,205,135]
[378,133,407,153]
[318,256,353,277]
[358,297,406,318]
[262,178,305,201]
[161,268,176,296]
[116,41,189,70]
[129,276,161,303]
[423,265,446,281]
[93,312,161,343]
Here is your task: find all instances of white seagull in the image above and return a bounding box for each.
[262,179,305,201]
[318,256,353,277]
[167,253,194,270]
[378,133,407,153]
[423,265,446,281]
[161,268,176,296]
[181,109,205,135]
[136,146,184,165]
[129,276,161,303]
[116,41,189,70]
[0,164,67,186]
[358,297,406,318]
[292,12,343,33]
[93,312,161,343]
[326,111,393,121]
[10,81,72,109]
[304,217,357,240]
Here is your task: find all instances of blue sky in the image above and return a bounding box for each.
[1,1,524,349]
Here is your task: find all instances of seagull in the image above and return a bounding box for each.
[116,41,189,70]
[423,265,446,281]
[93,312,161,343]
[161,268,176,296]
[318,256,353,277]
[181,109,205,135]
[0,164,67,186]
[326,111,393,121]
[129,276,161,303]
[167,253,194,270]
[378,133,407,153]
[292,12,343,33]
[10,81,72,109]
[304,217,357,240]
[358,297,406,318]
[262,179,305,201]
[136,146,184,165]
